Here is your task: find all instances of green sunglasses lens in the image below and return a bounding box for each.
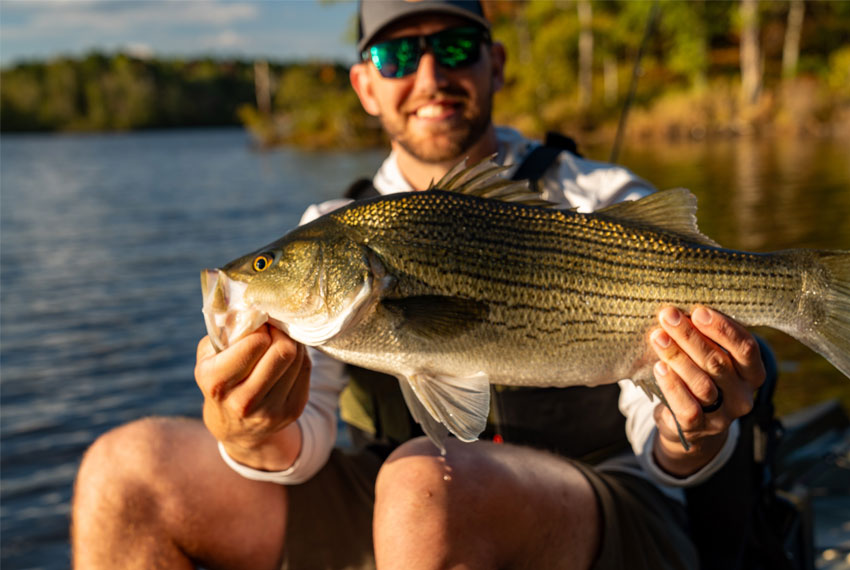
[431,28,482,68]
[369,37,420,79]
[365,27,487,78]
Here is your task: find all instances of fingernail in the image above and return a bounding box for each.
[651,329,671,348]
[655,361,668,376]
[660,307,681,326]
[693,307,712,325]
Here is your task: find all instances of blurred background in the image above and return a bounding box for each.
[1,1,849,568]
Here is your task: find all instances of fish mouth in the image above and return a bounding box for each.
[200,269,269,352]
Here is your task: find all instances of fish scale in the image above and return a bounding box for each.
[338,191,795,337]
[202,160,850,449]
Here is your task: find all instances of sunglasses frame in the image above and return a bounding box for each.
[361,26,492,79]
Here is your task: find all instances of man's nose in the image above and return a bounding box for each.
[411,52,448,92]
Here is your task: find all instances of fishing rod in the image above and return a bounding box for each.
[610,0,660,163]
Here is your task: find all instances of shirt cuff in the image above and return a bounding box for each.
[217,441,301,485]
[639,420,740,487]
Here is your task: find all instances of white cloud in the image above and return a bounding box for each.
[0,0,357,65]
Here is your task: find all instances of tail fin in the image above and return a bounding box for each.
[798,251,850,379]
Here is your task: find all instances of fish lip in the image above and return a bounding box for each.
[200,268,269,352]
[200,268,221,304]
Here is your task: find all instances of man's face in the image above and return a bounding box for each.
[351,15,505,164]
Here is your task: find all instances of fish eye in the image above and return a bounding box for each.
[252,253,274,272]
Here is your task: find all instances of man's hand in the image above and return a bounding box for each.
[649,305,765,477]
[195,324,311,472]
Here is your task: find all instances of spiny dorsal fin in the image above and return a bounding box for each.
[429,156,558,208]
[594,188,720,247]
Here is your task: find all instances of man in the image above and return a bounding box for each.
[72,1,765,569]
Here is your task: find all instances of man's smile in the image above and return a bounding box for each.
[410,100,463,121]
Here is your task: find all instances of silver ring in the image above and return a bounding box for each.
[700,387,724,413]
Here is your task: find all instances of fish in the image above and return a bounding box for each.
[201,159,850,451]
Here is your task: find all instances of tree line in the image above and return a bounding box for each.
[2,53,263,132]
[2,0,848,146]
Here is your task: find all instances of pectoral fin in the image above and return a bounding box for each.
[382,296,489,341]
[397,370,491,451]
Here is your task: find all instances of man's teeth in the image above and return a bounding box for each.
[416,104,450,118]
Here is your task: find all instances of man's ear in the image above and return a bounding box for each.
[489,42,506,93]
[350,63,381,117]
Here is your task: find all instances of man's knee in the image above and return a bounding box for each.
[377,437,452,503]
[79,417,181,477]
[74,417,196,512]
[375,437,498,521]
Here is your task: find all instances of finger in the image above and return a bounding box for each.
[196,335,216,361]
[658,307,734,383]
[195,328,272,400]
[230,327,304,415]
[652,360,703,434]
[690,306,765,390]
[653,401,687,447]
[262,347,312,424]
[650,319,722,409]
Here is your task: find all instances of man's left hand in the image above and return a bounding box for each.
[649,305,766,477]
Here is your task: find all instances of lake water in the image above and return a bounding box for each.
[1,128,848,568]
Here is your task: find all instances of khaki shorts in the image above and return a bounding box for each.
[280,447,697,570]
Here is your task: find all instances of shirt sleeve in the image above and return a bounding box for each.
[300,199,353,225]
[618,379,740,487]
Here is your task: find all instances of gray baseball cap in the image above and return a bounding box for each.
[357,0,490,53]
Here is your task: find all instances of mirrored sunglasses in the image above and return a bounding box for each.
[361,26,491,79]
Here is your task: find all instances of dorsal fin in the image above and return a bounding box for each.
[594,188,720,247]
[429,156,558,208]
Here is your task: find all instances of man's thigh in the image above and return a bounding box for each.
[376,438,697,570]
[73,417,289,570]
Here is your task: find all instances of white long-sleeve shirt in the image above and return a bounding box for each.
[220,127,738,497]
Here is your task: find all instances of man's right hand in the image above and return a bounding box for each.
[195,324,311,472]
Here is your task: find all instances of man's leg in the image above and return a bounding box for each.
[373,437,600,570]
[72,416,287,570]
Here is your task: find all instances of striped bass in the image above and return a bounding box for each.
[201,160,850,450]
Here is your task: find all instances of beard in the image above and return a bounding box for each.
[379,87,494,164]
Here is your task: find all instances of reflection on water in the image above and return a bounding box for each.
[1,129,848,568]
[609,136,850,253]
[0,129,385,568]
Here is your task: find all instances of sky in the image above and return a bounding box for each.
[0,0,361,67]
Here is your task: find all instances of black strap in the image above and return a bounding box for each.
[344,177,380,200]
[511,131,581,184]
